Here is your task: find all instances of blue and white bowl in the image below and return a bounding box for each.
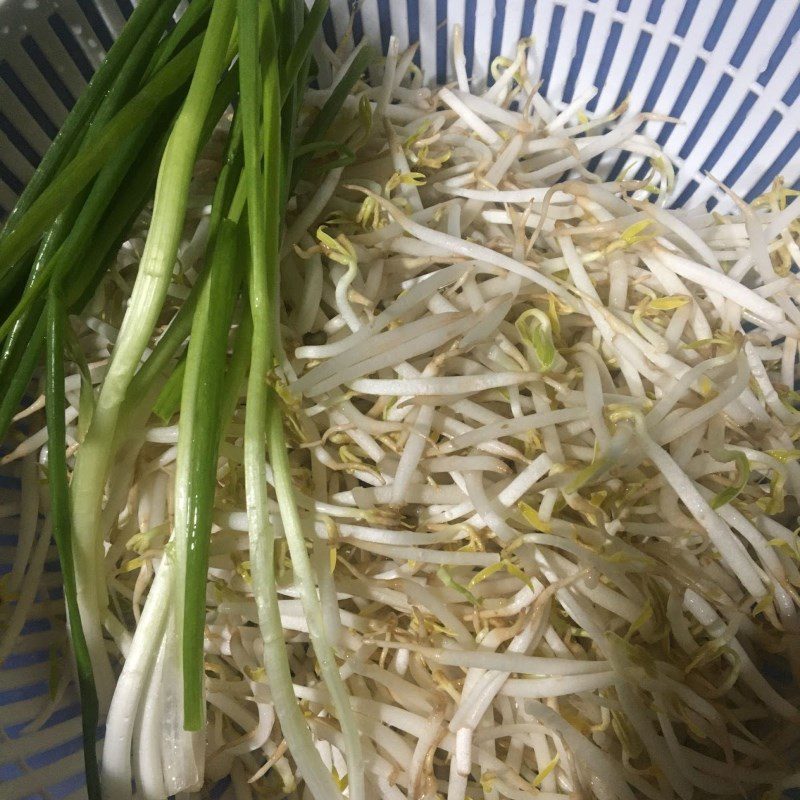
[1,1,799,797]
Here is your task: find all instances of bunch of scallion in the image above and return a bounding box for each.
[0,2,370,798]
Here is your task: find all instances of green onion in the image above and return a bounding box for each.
[268,398,366,800]
[0,34,206,274]
[69,0,237,709]
[292,43,373,192]
[281,1,328,104]
[0,0,170,244]
[152,359,187,423]
[176,218,243,730]
[0,0,183,417]
[0,224,66,394]
[145,0,214,78]
[0,314,45,444]
[236,2,343,797]
[45,284,101,800]
[0,91,184,444]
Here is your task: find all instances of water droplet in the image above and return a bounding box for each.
[71,24,82,36]
[0,25,9,36]
[88,37,98,48]
[22,0,39,9]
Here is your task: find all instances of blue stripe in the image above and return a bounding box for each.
[27,733,84,769]
[321,9,336,50]
[617,0,632,11]
[746,131,800,201]
[436,0,448,84]
[21,34,76,111]
[703,0,734,51]
[56,702,89,730]
[540,4,564,98]
[609,149,633,183]
[0,532,19,548]
[782,72,800,106]
[489,0,507,79]
[612,30,652,109]
[646,0,666,24]
[21,616,52,634]
[47,13,94,83]
[1,647,49,670]
[656,57,705,146]
[520,0,536,41]
[731,0,773,69]
[376,0,391,55]
[672,178,700,208]
[211,777,233,799]
[115,0,134,20]
[49,589,65,607]
[632,159,653,184]
[587,152,606,179]
[563,10,595,103]
[675,0,701,37]
[641,42,678,112]
[0,61,59,139]
[0,112,40,168]
[757,4,800,87]
[696,90,758,176]
[0,763,22,782]
[587,19,622,112]
[464,0,477,80]
[0,162,23,195]
[40,770,89,799]
[678,73,733,160]
[5,702,83,740]
[76,0,115,52]
[350,0,364,44]
[0,679,49,705]
[722,109,782,189]
[407,0,420,65]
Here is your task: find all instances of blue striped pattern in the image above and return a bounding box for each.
[539,4,563,98]
[1,0,795,220]
[463,0,478,79]
[562,9,594,103]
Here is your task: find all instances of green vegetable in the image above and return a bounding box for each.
[236,3,353,797]
[292,43,374,192]
[45,283,101,799]
[3,1,371,792]
[152,359,187,423]
[177,219,243,730]
[68,0,237,721]
[0,34,205,276]
[0,0,170,245]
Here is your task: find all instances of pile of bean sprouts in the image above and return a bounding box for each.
[6,32,800,800]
